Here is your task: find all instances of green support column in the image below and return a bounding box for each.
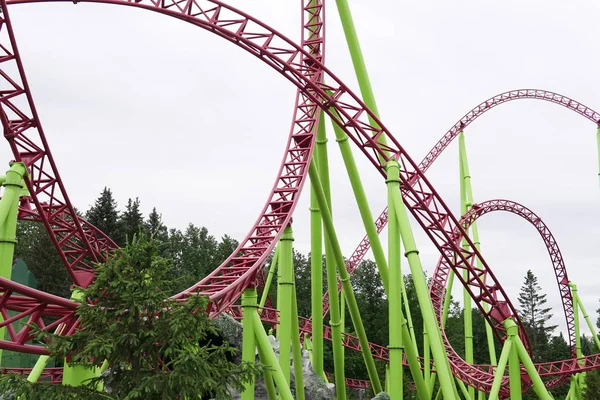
[309,162,382,394]
[0,162,27,366]
[277,226,295,385]
[63,289,101,386]
[488,336,512,400]
[570,282,600,350]
[389,184,457,399]
[386,161,403,400]
[256,343,277,400]
[259,247,279,309]
[329,120,389,292]
[459,133,475,400]
[509,320,553,400]
[505,318,522,400]
[459,132,497,368]
[241,288,258,400]
[291,274,305,400]
[309,164,325,380]
[252,310,294,400]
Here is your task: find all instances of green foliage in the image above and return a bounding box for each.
[86,187,123,245]
[120,197,144,245]
[0,235,258,399]
[14,220,71,298]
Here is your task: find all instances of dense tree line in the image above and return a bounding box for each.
[10,187,600,398]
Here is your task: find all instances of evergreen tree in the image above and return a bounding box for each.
[86,187,122,244]
[14,221,70,298]
[145,207,169,251]
[517,270,557,362]
[119,197,144,245]
[0,235,258,399]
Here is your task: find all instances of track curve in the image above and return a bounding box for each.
[0,0,530,359]
[431,199,577,395]
[331,88,599,338]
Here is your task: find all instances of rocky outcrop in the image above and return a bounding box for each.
[216,316,335,399]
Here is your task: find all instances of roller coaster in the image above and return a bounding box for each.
[0,0,596,399]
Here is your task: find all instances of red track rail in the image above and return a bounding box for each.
[430,200,578,395]
[0,0,523,357]
[0,0,596,394]
[332,89,599,332]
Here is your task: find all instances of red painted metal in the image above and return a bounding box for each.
[331,89,600,320]
[0,0,596,393]
[430,199,577,395]
[0,0,523,360]
[1,367,63,383]
[0,1,117,288]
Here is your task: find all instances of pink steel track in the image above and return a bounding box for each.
[0,0,595,394]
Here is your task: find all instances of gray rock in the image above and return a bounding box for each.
[371,392,390,400]
[220,316,335,400]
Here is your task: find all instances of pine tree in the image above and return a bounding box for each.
[517,269,557,361]
[14,221,71,298]
[86,187,122,244]
[120,197,144,245]
[0,235,259,399]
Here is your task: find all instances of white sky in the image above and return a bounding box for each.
[2,0,600,337]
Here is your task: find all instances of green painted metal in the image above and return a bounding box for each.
[458,133,475,400]
[291,274,306,400]
[241,288,257,400]
[488,335,512,400]
[456,376,472,400]
[256,342,277,400]
[251,309,293,400]
[511,324,553,400]
[0,163,27,366]
[309,157,325,379]
[329,119,389,293]
[441,270,455,326]
[308,162,382,394]
[423,325,431,387]
[27,355,50,383]
[570,282,600,351]
[62,289,101,386]
[387,160,403,400]
[278,226,294,385]
[259,247,279,309]
[505,318,522,400]
[399,272,418,355]
[389,185,457,398]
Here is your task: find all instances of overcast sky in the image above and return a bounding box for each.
[2,0,600,337]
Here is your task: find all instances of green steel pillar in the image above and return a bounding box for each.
[256,343,277,400]
[0,162,27,365]
[241,288,258,400]
[459,133,474,400]
[329,119,389,292]
[291,274,306,400]
[510,321,553,400]
[309,165,325,379]
[459,132,497,367]
[259,247,279,309]
[570,282,600,351]
[277,226,294,385]
[488,336,512,400]
[386,161,403,400]
[62,289,101,386]
[389,184,457,398]
[309,162,382,394]
[505,318,522,400]
[251,310,294,400]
